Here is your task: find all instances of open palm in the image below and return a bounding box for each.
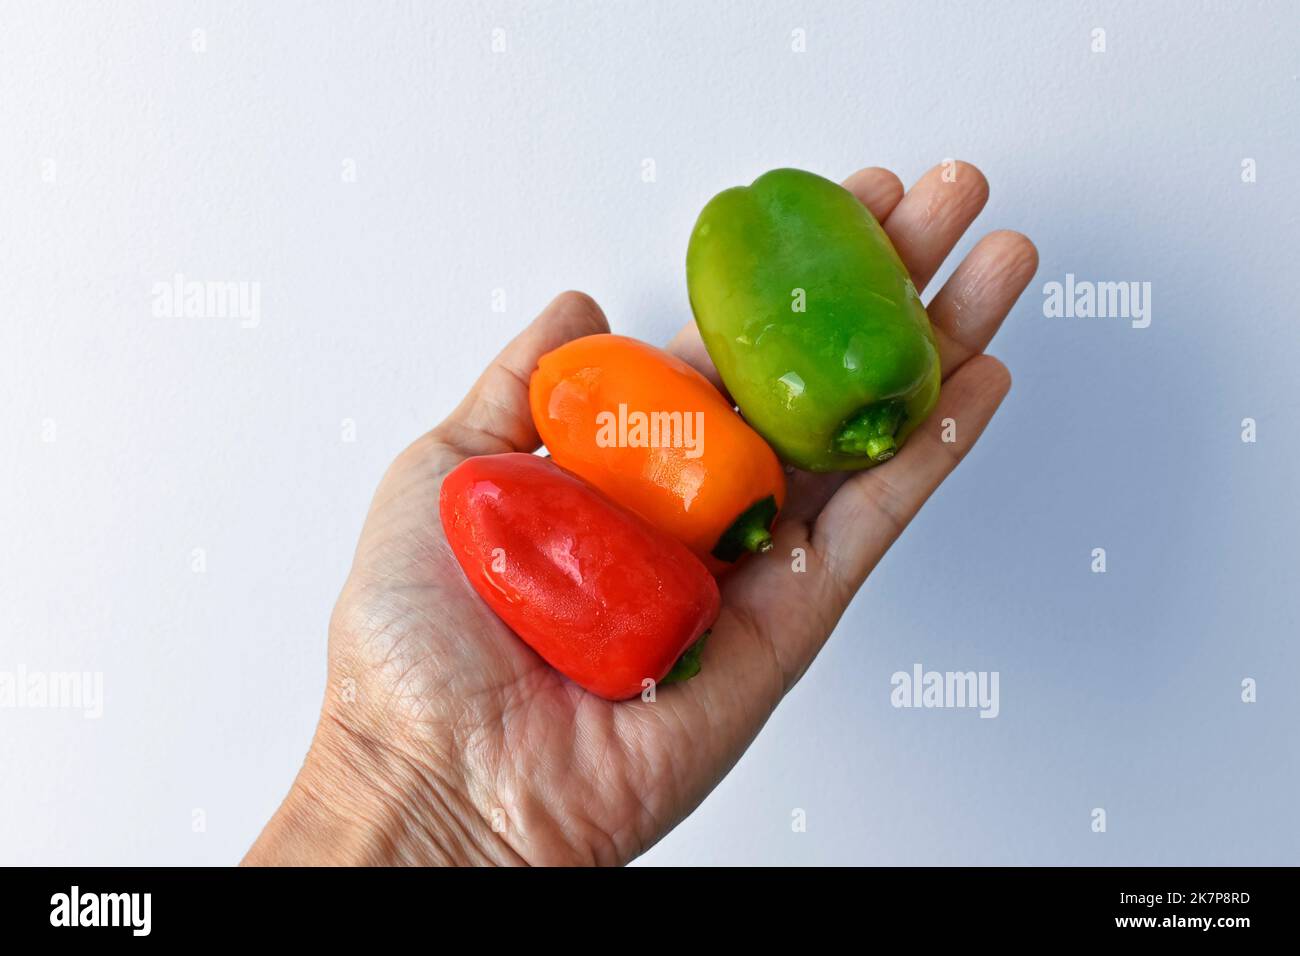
[247,162,1037,866]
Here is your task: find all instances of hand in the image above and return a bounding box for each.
[243,162,1038,866]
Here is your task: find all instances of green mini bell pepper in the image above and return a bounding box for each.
[686,168,941,472]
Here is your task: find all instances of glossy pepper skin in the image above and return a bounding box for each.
[529,334,786,575]
[686,168,942,472]
[439,453,720,700]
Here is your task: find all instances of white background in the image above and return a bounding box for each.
[2,1,1297,864]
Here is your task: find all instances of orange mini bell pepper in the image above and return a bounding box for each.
[529,334,786,574]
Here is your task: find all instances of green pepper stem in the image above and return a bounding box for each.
[834,401,906,463]
[865,436,896,461]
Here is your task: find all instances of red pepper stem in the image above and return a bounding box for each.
[661,631,710,685]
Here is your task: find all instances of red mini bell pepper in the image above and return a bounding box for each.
[439,453,721,700]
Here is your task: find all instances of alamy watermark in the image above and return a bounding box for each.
[0,666,103,718]
[890,663,999,718]
[50,886,150,936]
[595,403,704,458]
[1042,273,1151,328]
[151,273,261,328]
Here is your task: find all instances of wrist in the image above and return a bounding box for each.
[242,711,520,867]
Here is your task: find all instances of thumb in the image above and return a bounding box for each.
[437,291,609,455]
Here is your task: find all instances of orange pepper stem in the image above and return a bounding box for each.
[712,496,778,563]
[744,524,774,554]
